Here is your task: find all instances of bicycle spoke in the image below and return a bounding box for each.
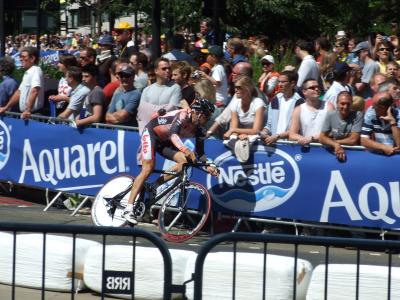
[166,211,184,231]
[158,182,211,242]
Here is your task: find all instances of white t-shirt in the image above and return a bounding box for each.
[323,81,351,108]
[231,97,265,128]
[211,64,228,105]
[296,55,320,88]
[18,65,44,112]
[58,77,71,96]
[56,77,72,109]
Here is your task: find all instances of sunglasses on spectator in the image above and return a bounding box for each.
[117,73,132,78]
[115,30,127,35]
[234,85,243,90]
[306,85,319,91]
[160,67,171,71]
[379,48,390,52]
[261,61,271,66]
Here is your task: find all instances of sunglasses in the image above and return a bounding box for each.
[379,48,390,52]
[160,67,171,71]
[115,30,127,35]
[306,85,319,91]
[234,85,243,90]
[118,73,132,78]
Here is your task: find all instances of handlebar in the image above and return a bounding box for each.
[183,160,219,169]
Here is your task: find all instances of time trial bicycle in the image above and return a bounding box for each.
[91,161,218,242]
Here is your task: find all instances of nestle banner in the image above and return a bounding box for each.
[1,116,400,230]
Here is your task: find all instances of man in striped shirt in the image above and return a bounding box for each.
[360,92,400,155]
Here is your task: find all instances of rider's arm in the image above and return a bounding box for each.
[169,111,189,153]
[195,128,206,159]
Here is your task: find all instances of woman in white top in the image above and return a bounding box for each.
[223,76,265,162]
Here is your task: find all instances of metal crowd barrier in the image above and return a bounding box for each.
[192,232,400,300]
[2,223,400,300]
[0,222,177,300]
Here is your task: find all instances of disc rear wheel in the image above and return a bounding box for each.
[91,175,134,227]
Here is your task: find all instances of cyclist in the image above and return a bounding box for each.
[123,98,220,224]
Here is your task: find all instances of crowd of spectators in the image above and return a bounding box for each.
[0,18,400,164]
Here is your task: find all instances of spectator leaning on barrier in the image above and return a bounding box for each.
[319,91,363,161]
[0,46,44,120]
[223,76,266,163]
[261,70,304,145]
[75,64,106,127]
[0,57,18,108]
[129,52,149,92]
[360,92,400,155]
[106,64,141,127]
[58,66,90,120]
[205,61,255,138]
[49,54,79,114]
[289,79,329,145]
[136,58,181,134]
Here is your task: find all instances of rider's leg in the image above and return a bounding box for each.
[154,151,187,186]
[123,159,155,224]
[127,159,155,207]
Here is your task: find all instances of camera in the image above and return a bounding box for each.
[191,70,201,80]
[382,36,391,42]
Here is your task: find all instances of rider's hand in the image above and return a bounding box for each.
[183,149,197,162]
[207,166,219,177]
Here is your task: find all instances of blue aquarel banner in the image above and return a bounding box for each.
[1,116,400,230]
[12,50,80,67]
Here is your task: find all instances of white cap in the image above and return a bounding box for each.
[336,30,346,38]
[261,54,275,64]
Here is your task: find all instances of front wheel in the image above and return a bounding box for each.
[91,175,134,227]
[158,182,211,242]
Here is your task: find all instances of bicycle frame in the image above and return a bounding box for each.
[106,163,196,210]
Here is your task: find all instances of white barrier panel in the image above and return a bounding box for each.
[184,252,312,300]
[83,244,196,299]
[0,232,99,291]
[306,264,400,299]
